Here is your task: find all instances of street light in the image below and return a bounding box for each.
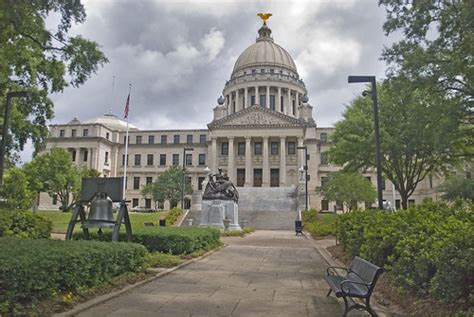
[181,147,194,209]
[0,91,30,187]
[297,146,308,211]
[348,75,383,210]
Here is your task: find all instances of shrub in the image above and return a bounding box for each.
[302,209,337,237]
[165,207,183,226]
[0,238,146,315]
[73,226,220,255]
[0,211,52,239]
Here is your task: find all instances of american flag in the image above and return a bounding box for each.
[124,93,130,119]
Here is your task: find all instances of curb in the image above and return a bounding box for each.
[54,244,225,317]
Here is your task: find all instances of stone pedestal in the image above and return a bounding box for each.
[200,200,241,230]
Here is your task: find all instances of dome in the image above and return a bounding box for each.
[84,113,139,131]
[232,24,297,75]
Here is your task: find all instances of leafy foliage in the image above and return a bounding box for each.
[0,166,35,209]
[0,0,108,157]
[302,209,337,236]
[0,210,52,239]
[141,166,192,208]
[164,207,183,226]
[330,80,466,209]
[0,238,145,315]
[439,174,474,201]
[318,172,376,210]
[335,201,474,309]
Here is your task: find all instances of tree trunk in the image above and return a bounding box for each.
[401,194,409,210]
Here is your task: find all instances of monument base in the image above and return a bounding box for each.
[201,200,241,230]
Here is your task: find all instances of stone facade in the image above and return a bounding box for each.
[39,21,442,211]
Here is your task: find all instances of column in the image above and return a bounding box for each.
[211,137,218,173]
[245,137,252,187]
[295,91,300,117]
[266,86,270,109]
[297,137,304,170]
[235,89,240,112]
[277,87,282,113]
[244,87,248,109]
[280,137,286,186]
[287,89,292,115]
[255,86,259,105]
[227,137,235,182]
[262,137,269,186]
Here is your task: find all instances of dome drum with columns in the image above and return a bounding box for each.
[39,15,440,214]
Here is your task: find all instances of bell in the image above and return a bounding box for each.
[83,192,115,228]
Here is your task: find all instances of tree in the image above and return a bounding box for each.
[0,166,35,209]
[141,166,192,209]
[24,148,81,211]
[329,79,466,209]
[0,1,108,158]
[318,171,376,211]
[379,0,473,118]
[439,174,474,202]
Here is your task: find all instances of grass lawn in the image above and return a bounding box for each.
[38,210,169,233]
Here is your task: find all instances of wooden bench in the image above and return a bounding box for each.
[324,256,383,316]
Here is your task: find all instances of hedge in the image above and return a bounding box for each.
[73,226,221,254]
[0,238,147,315]
[165,207,183,226]
[336,201,474,308]
[0,210,52,239]
[302,209,337,236]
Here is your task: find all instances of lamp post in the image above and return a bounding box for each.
[297,146,308,211]
[181,147,194,209]
[348,76,383,210]
[0,91,29,187]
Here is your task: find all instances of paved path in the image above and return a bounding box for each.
[77,231,345,316]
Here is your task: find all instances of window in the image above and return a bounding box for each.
[366,176,371,183]
[52,195,58,205]
[252,69,256,74]
[72,150,76,162]
[232,102,236,113]
[105,152,109,164]
[271,142,279,155]
[381,179,386,190]
[133,177,140,190]
[146,177,153,185]
[269,95,275,110]
[260,95,266,107]
[287,142,296,155]
[221,142,229,156]
[71,129,77,137]
[185,153,192,166]
[260,69,265,73]
[123,136,130,145]
[320,152,328,165]
[136,135,142,144]
[199,154,206,166]
[122,154,129,166]
[59,129,65,137]
[161,135,167,144]
[147,154,153,166]
[237,142,245,155]
[395,199,401,210]
[186,176,192,186]
[83,129,89,137]
[251,95,256,105]
[280,96,284,112]
[321,200,329,211]
[198,177,205,190]
[187,134,193,144]
[320,133,328,143]
[106,132,110,140]
[83,150,88,162]
[172,154,179,166]
[134,154,141,166]
[145,198,151,209]
[408,199,415,207]
[148,135,155,144]
[200,134,206,144]
[254,142,262,155]
[321,177,329,187]
[160,154,166,166]
[292,100,296,115]
[173,135,180,144]
[270,69,274,73]
[132,198,139,208]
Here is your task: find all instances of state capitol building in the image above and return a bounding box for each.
[40,19,440,212]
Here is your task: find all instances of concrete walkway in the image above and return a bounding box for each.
[76,231,345,316]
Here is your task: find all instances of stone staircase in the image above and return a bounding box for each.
[183,187,298,230]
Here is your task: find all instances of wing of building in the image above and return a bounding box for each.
[41,20,440,212]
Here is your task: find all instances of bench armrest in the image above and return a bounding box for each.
[340,280,370,295]
[327,266,350,276]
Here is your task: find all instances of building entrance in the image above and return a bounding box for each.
[253,169,262,187]
[270,169,280,187]
[237,169,245,187]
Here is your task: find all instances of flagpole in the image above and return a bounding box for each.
[109,75,115,115]
[122,84,132,201]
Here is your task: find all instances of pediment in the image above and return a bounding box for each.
[208,106,305,129]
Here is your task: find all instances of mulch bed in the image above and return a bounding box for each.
[326,244,462,317]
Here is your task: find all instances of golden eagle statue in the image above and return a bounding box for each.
[257,13,272,25]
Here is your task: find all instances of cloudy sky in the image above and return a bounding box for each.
[22,0,396,162]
